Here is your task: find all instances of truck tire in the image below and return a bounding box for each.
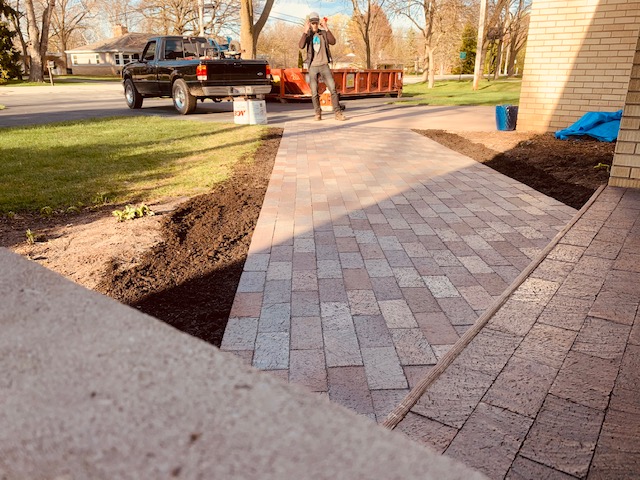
[124,78,143,109]
[172,79,197,115]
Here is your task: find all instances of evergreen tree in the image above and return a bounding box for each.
[0,1,21,83]
[298,49,303,68]
[452,23,476,75]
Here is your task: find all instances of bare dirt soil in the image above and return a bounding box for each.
[2,128,614,347]
[416,130,614,209]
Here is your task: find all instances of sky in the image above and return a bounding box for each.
[264,0,413,31]
[266,0,354,27]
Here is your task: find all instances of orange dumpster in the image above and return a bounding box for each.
[269,67,403,101]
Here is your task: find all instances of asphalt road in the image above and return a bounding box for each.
[0,80,495,131]
[0,81,399,128]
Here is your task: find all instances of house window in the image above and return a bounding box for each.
[115,54,121,65]
[95,54,100,64]
[72,55,78,65]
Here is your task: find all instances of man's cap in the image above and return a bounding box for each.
[309,12,320,22]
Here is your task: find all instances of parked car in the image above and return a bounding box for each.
[122,36,271,114]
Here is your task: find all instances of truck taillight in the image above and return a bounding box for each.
[266,64,271,78]
[197,64,207,81]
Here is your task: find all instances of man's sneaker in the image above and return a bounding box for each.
[335,111,346,121]
[314,112,322,121]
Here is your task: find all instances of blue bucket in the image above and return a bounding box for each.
[496,105,518,131]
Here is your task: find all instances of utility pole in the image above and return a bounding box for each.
[473,0,487,90]
[198,0,204,36]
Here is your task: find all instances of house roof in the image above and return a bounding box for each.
[65,33,153,54]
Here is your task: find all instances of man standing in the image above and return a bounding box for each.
[299,12,346,121]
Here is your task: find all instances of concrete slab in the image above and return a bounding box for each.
[0,248,485,479]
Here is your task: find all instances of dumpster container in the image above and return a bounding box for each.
[495,105,518,131]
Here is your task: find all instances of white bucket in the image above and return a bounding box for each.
[233,99,268,125]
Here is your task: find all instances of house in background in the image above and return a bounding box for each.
[65,26,152,76]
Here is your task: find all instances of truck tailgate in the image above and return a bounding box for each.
[205,59,268,85]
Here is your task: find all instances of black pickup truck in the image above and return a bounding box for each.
[122,36,271,114]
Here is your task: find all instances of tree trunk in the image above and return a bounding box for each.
[25,0,55,82]
[240,0,274,59]
[10,11,29,77]
[493,37,503,80]
[507,40,518,76]
[240,0,254,58]
[365,31,371,69]
[473,0,488,90]
[427,47,435,88]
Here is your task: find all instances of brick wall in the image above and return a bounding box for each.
[610,33,640,187]
[518,0,640,132]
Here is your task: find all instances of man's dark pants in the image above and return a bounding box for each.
[309,64,340,115]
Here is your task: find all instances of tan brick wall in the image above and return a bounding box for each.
[518,0,640,132]
[610,32,640,187]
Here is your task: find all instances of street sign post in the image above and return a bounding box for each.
[459,52,467,81]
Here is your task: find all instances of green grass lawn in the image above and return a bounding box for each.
[0,116,268,213]
[400,79,521,106]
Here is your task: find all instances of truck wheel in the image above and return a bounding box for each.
[124,78,143,109]
[172,79,197,115]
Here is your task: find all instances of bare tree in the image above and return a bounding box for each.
[392,0,470,87]
[349,1,392,69]
[257,20,300,67]
[203,0,239,38]
[326,14,351,67]
[94,0,140,32]
[7,0,28,71]
[23,0,55,81]
[239,0,273,59]
[49,0,94,69]
[139,0,197,34]
[503,0,529,76]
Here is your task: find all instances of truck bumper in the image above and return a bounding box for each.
[198,85,272,97]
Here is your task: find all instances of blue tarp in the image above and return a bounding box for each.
[555,110,622,142]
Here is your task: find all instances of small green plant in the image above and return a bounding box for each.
[40,205,53,216]
[25,228,46,244]
[112,204,155,222]
[66,205,80,213]
[93,193,111,205]
[594,162,611,173]
[6,211,15,219]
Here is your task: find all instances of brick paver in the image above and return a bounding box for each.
[222,121,574,420]
[394,186,640,479]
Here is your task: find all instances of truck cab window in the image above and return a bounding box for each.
[184,38,207,58]
[143,41,156,61]
[164,39,184,60]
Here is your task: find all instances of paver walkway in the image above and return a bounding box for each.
[220,120,576,420]
[392,186,640,479]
